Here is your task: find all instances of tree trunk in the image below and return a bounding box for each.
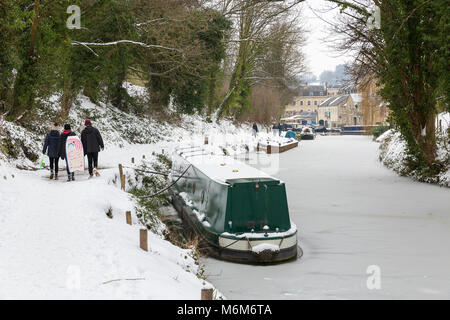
[7,0,40,122]
[60,85,73,122]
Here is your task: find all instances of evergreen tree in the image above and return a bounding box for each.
[330,0,449,175]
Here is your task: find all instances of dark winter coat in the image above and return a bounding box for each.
[252,123,258,132]
[81,126,104,154]
[43,130,60,158]
[58,130,76,159]
[277,123,282,131]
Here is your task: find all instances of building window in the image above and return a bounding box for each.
[300,101,303,106]
[314,101,317,105]
[307,101,311,106]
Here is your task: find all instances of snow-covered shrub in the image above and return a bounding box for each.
[377,113,449,187]
[127,153,172,234]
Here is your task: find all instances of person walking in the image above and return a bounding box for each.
[81,119,104,178]
[42,122,61,180]
[252,122,258,138]
[277,123,282,136]
[58,124,77,182]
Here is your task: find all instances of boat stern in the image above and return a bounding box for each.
[218,229,298,264]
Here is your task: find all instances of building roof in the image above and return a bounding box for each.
[319,95,349,107]
[282,111,317,121]
[298,85,327,97]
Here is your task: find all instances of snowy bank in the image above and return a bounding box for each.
[0,160,225,299]
[376,112,449,187]
[0,84,280,299]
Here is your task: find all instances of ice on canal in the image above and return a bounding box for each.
[203,136,450,299]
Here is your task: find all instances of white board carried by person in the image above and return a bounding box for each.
[66,136,84,172]
[58,124,83,182]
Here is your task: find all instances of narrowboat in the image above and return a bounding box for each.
[257,138,298,154]
[169,146,299,264]
[299,127,315,140]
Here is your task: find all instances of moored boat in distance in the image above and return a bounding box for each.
[169,146,299,264]
[300,127,315,140]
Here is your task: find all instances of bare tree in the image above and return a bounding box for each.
[211,0,306,117]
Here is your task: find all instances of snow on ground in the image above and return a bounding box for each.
[0,87,268,299]
[0,160,221,299]
[376,112,450,187]
[204,136,450,300]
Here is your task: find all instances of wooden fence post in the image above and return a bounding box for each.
[126,211,132,225]
[131,157,135,164]
[204,136,209,145]
[201,288,214,300]
[142,154,146,159]
[118,164,125,190]
[140,229,148,251]
[121,175,126,191]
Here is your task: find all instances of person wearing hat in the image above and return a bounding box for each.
[81,119,104,178]
[58,124,77,181]
[42,122,61,180]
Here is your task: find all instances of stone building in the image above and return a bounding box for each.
[317,95,362,128]
[280,111,318,127]
[358,78,391,126]
[283,84,329,117]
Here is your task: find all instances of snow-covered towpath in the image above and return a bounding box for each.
[0,156,208,299]
[203,136,450,299]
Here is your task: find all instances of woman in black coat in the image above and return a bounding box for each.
[58,124,77,181]
[42,123,61,180]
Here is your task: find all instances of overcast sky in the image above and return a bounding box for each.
[301,0,350,78]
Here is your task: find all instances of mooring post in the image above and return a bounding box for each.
[126,211,132,225]
[131,157,135,164]
[140,229,148,251]
[118,164,125,190]
[142,154,146,159]
[257,142,259,152]
[201,288,214,300]
[121,175,126,191]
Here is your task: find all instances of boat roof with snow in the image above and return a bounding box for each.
[170,146,299,264]
[177,147,276,185]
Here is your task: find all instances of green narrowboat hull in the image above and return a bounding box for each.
[169,148,299,264]
[300,133,315,140]
[170,190,298,264]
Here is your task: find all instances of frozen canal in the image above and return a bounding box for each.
[203,136,450,299]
